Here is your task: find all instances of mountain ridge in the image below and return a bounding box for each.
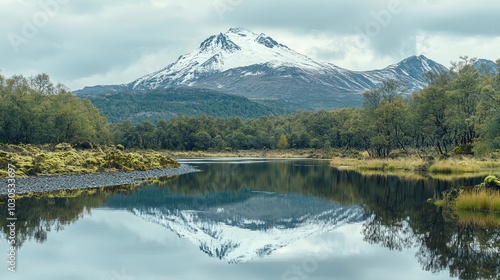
[75,28,453,111]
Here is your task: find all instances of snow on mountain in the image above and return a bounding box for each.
[127,191,365,263]
[361,55,450,91]
[75,28,449,110]
[126,28,447,94]
[131,28,329,89]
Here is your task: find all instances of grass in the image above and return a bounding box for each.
[427,157,500,174]
[455,189,500,212]
[331,156,428,172]
[331,153,500,176]
[0,143,179,178]
[433,175,500,216]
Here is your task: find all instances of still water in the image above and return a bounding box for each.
[0,158,499,280]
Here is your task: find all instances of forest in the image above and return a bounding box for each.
[0,57,499,158]
[79,87,289,124]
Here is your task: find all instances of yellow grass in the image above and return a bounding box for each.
[455,189,500,212]
[331,154,500,176]
[330,156,428,172]
[429,158,478,173]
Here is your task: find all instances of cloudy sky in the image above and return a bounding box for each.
[1,0,499,90]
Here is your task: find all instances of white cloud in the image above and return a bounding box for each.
[69,48,183,90]
[416,33,500,67]
[1,0,499,89]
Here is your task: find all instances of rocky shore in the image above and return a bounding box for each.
[1,164,200,195]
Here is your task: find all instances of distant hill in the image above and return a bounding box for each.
[473,59,498,74]
[74,28,448,111]
[79,87,288,124]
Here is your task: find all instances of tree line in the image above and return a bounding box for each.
[1,57,499,157]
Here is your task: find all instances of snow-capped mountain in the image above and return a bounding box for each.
[75,28,449,110]
[131,27,329,89]
[107,189,365,263]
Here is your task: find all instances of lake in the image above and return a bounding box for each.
[1,158,499,280]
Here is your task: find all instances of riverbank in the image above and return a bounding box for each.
[167,149,327,159]
[0,164,200,195]
[329,155,500,175]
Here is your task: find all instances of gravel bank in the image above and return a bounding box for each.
[1,164,201,195]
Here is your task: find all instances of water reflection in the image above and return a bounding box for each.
[0,159,498,279]
[108,187,365,263]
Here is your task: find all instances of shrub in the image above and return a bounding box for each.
[484,175,500,190]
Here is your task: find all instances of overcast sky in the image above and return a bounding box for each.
[1,0,499,90]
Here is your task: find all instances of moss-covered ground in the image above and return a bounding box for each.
[0,143,179,177]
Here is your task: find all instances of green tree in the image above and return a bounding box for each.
[362,79,410,157]
[277,134,288,149]
[0,73,110,145]
[445,57,482,147]
[194,130,212,150]
[411,72,453,154]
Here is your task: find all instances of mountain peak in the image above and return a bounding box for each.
[394,54,448,72]
[226,27,256,36]
[399,54,431,63]
[199,33,241,53]
[473,59,498,74]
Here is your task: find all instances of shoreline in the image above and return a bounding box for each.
[0,164,200,195]
[167,149,328,159]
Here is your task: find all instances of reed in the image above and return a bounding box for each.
[455,189,500,212]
